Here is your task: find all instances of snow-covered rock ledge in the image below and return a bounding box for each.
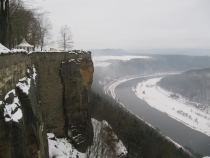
[2,89,22,122]
[47,133,86,158]
[0,65,37,123]
[47,118,127,158]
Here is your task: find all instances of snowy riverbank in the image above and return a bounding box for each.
[105,74,210,137]
[104,73,210,157]
[104,73,187,148]
[134,77,210,137]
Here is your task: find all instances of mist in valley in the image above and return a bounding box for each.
[91,50,210,157]
[1,0,210,157]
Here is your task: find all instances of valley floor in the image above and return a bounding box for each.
[105,74,210,138]
[135,78,210,137]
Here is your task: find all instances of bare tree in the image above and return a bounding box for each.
[37,13,53,50]
[58,25,73,51]
[1,0,53,49]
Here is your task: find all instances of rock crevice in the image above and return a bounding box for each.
[0,51,94,158]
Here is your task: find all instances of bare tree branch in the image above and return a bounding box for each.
[58,25,73,51]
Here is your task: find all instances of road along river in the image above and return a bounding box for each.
[105,74,210,156]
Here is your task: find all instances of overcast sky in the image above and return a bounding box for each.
[35,0,210,50]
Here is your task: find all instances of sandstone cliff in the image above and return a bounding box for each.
[0,51,94,158]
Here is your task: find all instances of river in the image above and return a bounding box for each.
[115,76,210,156]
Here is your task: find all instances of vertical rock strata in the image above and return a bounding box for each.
[31,52,67,137]
[0,51,94,157]
[0,53,31,158]
[61,58,94,151]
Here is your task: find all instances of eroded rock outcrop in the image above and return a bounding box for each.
[61,58,93,151]
[0,64,48,158]
[0,51,94,158]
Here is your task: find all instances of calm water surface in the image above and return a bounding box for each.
[115,76,210,156]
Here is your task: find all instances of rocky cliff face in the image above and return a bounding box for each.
[61,58,94,151]
[0,51,94,158]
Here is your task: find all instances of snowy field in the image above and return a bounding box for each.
[134,78,210,137]
[93,55,153,67]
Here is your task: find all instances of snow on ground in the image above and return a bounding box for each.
[32,65,37,85]
[47,119,127,158]
[47,133,85,158]
[0,46,27,53]
[105,76,140,99]
[1,66,37,123]
[135,78,210,137]
[87,119,113,158]
[3,89,22,122]
[101,120,127,157]
[16,65,37,94]
[16,77,31,95]
[0,43,27,53]
[10,49,27,53]
[104,73,204,151]
[93,55,153,67]
[104,73,177,100]
[89,118,127,158]
[0,43,10,52]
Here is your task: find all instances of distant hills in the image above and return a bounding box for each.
[91,49,210,56]
[94,54,210,79]
[158,68,210,106]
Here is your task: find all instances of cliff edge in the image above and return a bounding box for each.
[0,51,94,158]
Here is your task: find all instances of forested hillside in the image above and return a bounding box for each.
[90,92,197,158]
[158,68,210,106]
[94,55,210,80]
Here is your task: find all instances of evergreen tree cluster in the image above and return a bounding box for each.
[158,68,210,106]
